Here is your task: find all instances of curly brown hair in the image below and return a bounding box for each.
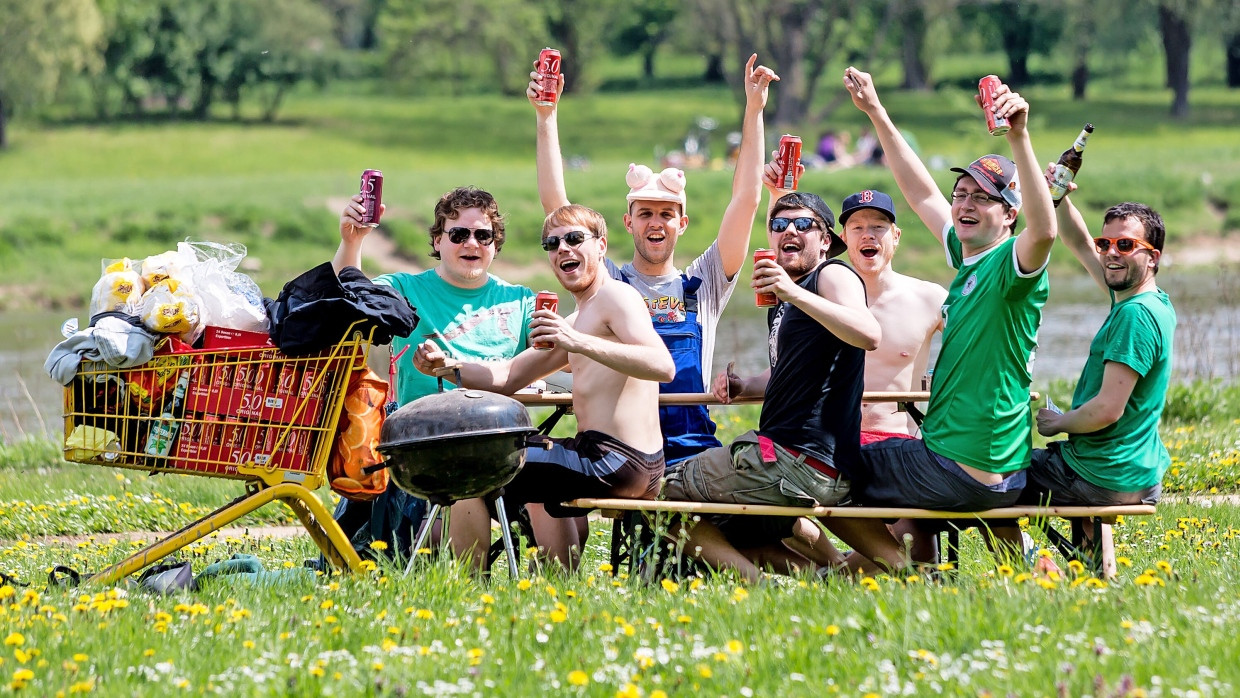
[429,187,505,260]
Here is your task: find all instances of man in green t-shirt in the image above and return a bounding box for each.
[330,186,535,563]
[840,67,1057,563]
[1023,197,1174,506]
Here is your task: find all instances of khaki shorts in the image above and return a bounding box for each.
[662,430,850,507]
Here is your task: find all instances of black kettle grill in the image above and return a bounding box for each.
[373,367,546,577]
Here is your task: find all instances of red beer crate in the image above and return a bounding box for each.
[62,326,369,489]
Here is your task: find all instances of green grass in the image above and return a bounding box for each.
[1,72,1239,309]
[0,501,1237,696]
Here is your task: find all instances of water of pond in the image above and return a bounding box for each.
[4,273,1237,440]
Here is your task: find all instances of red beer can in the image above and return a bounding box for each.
[753,249,779,307]
[978,75,1010,136]
[534,48,561,107]
[274,363,297,396]
[360,169,383,227]
[532,290,559,350]
[777,135,802,190]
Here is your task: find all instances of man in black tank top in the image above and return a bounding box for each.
[663,191,901,583]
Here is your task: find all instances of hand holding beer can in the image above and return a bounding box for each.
[753,249,779,307]
[777,135,802,190]
[978,75,1010,136]
[532,290,559,350]
[359,169,384,227]
[534,48,562,107]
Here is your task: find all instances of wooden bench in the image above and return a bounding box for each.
[560,498,1156,580]
[510,390,1157,579]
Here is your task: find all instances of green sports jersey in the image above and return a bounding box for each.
[1060,289,1176,491]
[375,270,534,405]
[923,228,1049,473]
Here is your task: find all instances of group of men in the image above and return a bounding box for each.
[331,58,1176,580]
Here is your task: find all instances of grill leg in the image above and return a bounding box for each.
[493,495,520,580]
[405,503,441,576]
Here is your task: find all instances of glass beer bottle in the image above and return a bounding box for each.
[1049,123,1094,207]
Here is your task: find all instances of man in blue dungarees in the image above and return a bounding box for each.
[529,54,777,464]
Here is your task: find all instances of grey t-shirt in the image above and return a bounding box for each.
[604,241,737,385]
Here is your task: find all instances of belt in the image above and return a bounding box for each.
[757,435,840,480]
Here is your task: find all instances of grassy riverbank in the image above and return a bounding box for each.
[1,78,1239,310]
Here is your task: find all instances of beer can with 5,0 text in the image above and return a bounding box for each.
[753,249,779,307]
[777,134,802,190]
[978,75,1010,136]
[534,48,561,107]
[532,290,559,350]
[360,169,384,227]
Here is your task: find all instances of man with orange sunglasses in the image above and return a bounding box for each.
[1022,189,1175,510]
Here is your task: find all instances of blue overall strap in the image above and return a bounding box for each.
[616,272,721,464]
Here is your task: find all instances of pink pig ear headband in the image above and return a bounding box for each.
[625,164,687,213]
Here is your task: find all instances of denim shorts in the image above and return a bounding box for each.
[855,437,1024,511]
[1018,441,1161,506]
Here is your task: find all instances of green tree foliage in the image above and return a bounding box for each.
[380,0,549,97]
[607,0,680,79]
[89,0,335,121]
[0,0,103,147]
[959,0,1064,87]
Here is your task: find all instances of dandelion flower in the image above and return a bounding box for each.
[369,540,388,551]
[825,625,840,636]
[661,579,679,594]
[567,670,589,686]
[3,633,23,647]
[726,639,744,654]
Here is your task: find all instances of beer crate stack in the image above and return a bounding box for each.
[62,325,365,489]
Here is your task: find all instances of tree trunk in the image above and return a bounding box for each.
[1158,4,1191,119]
[1071,60,1089,100]
[899,1,929,90]
[643,47,655,79]
[998,0,1033,87]
[769,6,811,128]
[703,53,725,83]
[1226,33,1240,88]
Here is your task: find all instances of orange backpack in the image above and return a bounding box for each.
[328,366,389,501]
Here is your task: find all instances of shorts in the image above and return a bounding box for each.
[503,430,664,518]
[664,431,849,549]
[1017,441,1161,506]
[855,437,1024,512]
[860,430,917,446]
[663,430,850,507]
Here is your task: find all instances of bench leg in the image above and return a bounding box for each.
[943,528,960,576]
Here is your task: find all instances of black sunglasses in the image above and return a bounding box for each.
[541,230,600,251]
[770,216,821,233]
[445,227,495,245]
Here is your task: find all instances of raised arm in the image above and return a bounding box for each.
[528,69,571,214]
[1046,173,1106,290]
[716,54,779,279]
[996,84,1057,274]
[332,193,382,274]
[845,67,951,243]
[533,285,676,382]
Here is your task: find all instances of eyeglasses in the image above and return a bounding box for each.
[445,227,495,245]
[1093,236,1156,255]
[769,217,821,233]
[541,230,601,251]
[950,191,1005,205]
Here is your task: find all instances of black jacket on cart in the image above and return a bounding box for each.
[264,263,418,355]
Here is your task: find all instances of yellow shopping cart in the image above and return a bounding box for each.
[62,324,374,585]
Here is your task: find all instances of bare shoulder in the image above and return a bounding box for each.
[893,272,948,305]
